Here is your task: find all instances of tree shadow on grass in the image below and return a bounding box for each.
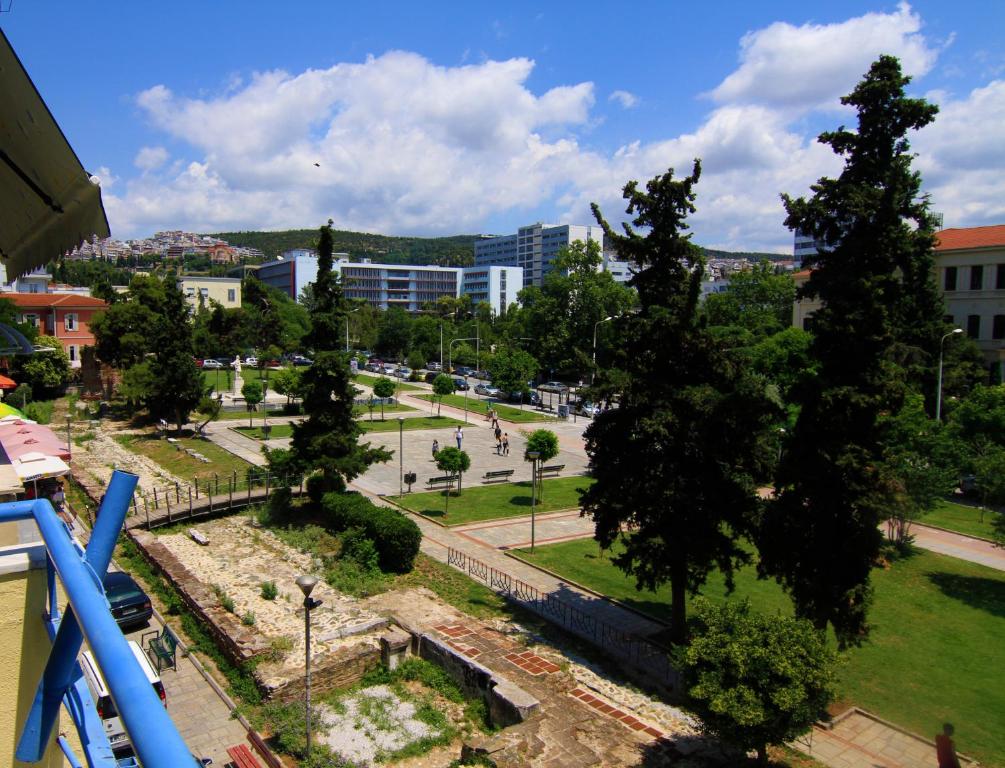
[926,572,1005,618]
[418,508,446,519]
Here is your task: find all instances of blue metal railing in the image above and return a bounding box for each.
[5,470,200,767]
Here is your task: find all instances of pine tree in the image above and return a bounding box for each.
[757,56,939,646]
[283,222,391,492]
[148,281,205,433]
[582,162,777,644]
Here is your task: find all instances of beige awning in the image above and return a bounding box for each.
[0,28,110,280]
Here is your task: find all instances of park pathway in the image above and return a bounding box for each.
[910,521,1004,571]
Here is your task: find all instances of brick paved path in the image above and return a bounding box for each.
[452,510,595,550]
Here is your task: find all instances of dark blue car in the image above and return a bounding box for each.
[104,571,153,629]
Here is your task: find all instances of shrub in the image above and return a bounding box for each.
[242,611,256,626]
[260,581,278,600]
[24,399,54,424]
[322,492,421,573]
[306,474,327,504]
[212,585,236,613]
[339,527,380,571]
[11,383,32,408]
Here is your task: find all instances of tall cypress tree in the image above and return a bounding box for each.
[758,56,939,646]
[582,162,776,644]
[149,280,205,433]
[284,221,390,493]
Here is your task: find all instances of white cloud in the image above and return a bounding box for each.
[710,2,938,111]
[103,6,1002,253]
[133,146,169,172]
[609,90,638,109]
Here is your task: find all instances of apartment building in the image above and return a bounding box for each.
[458,266,523,316]
[474,223,604,287]
[177,276,242,309]
[3,293,108,367]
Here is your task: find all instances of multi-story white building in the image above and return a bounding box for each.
[474,223,605,287]
[793,229,828,265]
[256,255,522,314]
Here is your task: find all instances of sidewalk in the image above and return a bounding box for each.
[911,522,1004,571]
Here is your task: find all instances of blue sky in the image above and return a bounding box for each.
[3,1,1003,251]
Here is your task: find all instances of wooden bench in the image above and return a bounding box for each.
[426,474,458,490]
[141,627,178,672]
[188,528,210,545]
[539,464,565,477]
[226,744,264,768]
[482,469,515,484]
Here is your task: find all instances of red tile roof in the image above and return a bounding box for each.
[0,293,108,309]
[935,225,1005,251]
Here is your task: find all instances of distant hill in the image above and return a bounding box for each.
[208,228,479,267]
[208,228,787,267]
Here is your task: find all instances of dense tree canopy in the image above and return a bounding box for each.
[581,161,777,643]
[758,56,941,645]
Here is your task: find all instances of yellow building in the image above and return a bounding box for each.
[177,276,242,310]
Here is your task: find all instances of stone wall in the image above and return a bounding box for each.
[263,642,381,704]
[129,530,271,665]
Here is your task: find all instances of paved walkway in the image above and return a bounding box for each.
[453,509,595,550]
[911,522,1004,571]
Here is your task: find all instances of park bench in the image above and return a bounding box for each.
[426,474,458,490]
[226,744,264,768]
[188,528,210,546]
[539,464,565,477]
[482,469,515,484]
[141,627,178,673]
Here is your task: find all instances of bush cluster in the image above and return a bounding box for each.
[322,492,421,573]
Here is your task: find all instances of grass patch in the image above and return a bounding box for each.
[114,431,252,483]
[920,500,1000,540]
[413,393,552,423]
[513,539,1005,767]
[353,401,415,416]
[392,553,512,620]
[354,372,424,392]
[361,415,465,433]
[393,476,594,526]
[215,408,288,421]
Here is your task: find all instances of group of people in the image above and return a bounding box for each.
[429,414,510,459]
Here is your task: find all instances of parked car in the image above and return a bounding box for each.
[472,370,491,381]
[395,366,412,379]
[244,356,258,367]
[538,381,570,394]
[452,377,470,391]
[474,383,501,397]
[291,354,312,366]
[424,371,440,384]
[453,365,475,377]
[509,390,541,406]
[80,640,165,755]
[104,571,153,629]
[427,362,442,371]
[201,359,223,370]
[193,358,204,368]
[571,400,601,417]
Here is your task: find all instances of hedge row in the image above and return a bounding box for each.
[321,492,421,573]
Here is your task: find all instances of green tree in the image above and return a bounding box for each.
[271,367,303,407]
[519,239,636,380]
[147,281,205,433]
[582,162,777,644]
[677,599,835,765]
[523,429,559,499]
[435,446,470,507]
[376,307,412,361]
[372,376,396,420]
[746,327,816,402]
[432,374,454,416]
[758,57,940,645]
[14,336,71,396]
[242,380,263,427]
[703,261,796,338]
[280,222,391,493]
[118,361,155,410]
[195,393,223,434]
[489,347,538,404]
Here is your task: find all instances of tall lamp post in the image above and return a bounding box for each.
[936,328,964,422]
[448,336,478,374]
[398,417,405,497]
[463,375,469,424]
[527,451,540,551]
[592,316,613,385]
[345,307,361,353]
[439,311,456,370]
[295,575,323,759]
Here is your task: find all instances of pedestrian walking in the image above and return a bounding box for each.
[502,433,510,455]
[431,439,439,460]
[496,434,502,454]
[935,724,962,768]
[455,426,463,450]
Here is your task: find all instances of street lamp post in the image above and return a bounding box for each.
[448,336,477,374]
[463,375,469,424]
[295,575,323,759]
[592,316,614,386]
[398,417,405,497]
[345,307,360,353]
[528,451,540,551]
[66,414,72,461]
[936,328,964,422]
[439,311,456,371]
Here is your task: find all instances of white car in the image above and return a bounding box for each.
[244,356,258,367]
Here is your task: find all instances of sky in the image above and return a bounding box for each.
[3,1,1004,252]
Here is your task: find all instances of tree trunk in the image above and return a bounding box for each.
[756,744,768,765]
[670,558,688,645]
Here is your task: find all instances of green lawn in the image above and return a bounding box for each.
[216,408,288,421]
[201,367,272,390]
[353,372,424,392]
[393,476,594,525]
[920,500,1000,540]
[234,415,465,439]
[513,539,1005,767]
[354,402,416,417]
[114,432,252,483]
[413,393,553,423]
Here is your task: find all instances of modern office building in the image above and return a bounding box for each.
[256,255,522,313]
[177,276,242,309]
[474,223,604,287]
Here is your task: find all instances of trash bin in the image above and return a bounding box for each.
[557,404,569,419]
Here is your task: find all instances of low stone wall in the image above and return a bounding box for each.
[263,642,381,704]
[129,529,271,665]
[416,633,539,727]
